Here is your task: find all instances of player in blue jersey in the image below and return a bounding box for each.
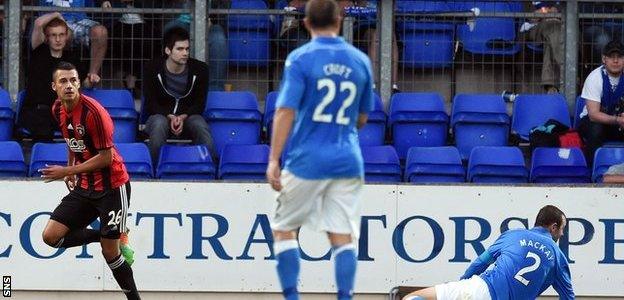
[265,0,374,299]
[403,205,574,300]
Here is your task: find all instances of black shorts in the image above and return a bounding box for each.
[50,182,131,239]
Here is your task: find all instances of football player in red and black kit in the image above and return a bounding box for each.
[40,61,140,300]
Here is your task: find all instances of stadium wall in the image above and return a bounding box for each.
[0,181,623,297]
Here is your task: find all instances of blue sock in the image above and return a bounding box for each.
[274,240,300,300]
[333,243,357,300]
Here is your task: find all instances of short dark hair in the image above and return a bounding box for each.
[535,205,566,227]
[44,17,69,34]
[53,61,78,80]
[164,26,190,52]
[305,0,341,29]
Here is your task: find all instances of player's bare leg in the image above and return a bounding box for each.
[101,237,140,300]
[328,232,357,300]
[273,229,300,300]
[42,219,100,248]
[402,287,437,300]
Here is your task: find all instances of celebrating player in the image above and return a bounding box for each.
[39,62,141,300]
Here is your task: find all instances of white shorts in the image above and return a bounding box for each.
[434,276,491,300]
[270,170,363,238]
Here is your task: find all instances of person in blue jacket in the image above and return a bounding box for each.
[403,205,574,300]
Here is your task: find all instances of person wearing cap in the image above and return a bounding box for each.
[578,40,624,166]
[521,1,563,94]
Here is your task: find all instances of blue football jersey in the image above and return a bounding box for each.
[462,227,574,300]
[41,0,88,22]
[276,36,374,179]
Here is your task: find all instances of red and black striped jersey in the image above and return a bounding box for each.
[52,94,129,194]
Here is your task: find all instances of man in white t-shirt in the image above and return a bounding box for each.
[578,40,624,165]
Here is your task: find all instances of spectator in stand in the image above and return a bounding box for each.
[163,0,229,91]
[521,1,563,94]
[578,40,624,166]
[603,163,624,183]
[37,0,109,87]
[19,16,87,142]
[143,27,215,165]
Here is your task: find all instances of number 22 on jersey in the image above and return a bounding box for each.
[313,78,357,125]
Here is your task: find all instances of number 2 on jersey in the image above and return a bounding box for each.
[313,78,357,125]
[514,251,541,286]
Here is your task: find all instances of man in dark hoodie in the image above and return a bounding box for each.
[143,26,215,164]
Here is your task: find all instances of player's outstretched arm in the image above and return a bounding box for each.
[553,253,575,300]
[267,108,295,191]
[460,250,494,279]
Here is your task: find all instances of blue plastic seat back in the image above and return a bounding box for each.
[0,88,14,141]
[455,2,520,55]
[359,94,387,146]
[228,0,271,29]
[361,145,401,183]
[405,146,465,182]
[29,143,68,176]
[390,93,448,158]
[530,147,590,182]
[390,93,447,120]
[468,146,527,181]
[81,89,138,142]
[156,145,216,179]
[451,94,508,125]
[205,92,262,156]
[573,96,585,129]
[0,141,27,177]
[511,94,571,141]
[116,143,153,179]
[219,144,270,179]
[227,1,271,66]
[593,147,624,182]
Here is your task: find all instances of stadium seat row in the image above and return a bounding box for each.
[0,141,620,184]
[2,89,573,163]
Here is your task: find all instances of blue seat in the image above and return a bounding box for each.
[204,91,262,158]
[530,147,590,183]
[361,145,401,183]
[14,90,62,139]
[389,93,448,159]
[116,143,153,179]
[0,89,13,141]
[451,94,509,160]
[467,146,527,183]
[404,146,465,183]
[82,89,138,143]
[29,143,68,177]
[573,96,585,129]
[218,144,269,180]
[359,94,387,146]
[228,0,271,66]
[396,1,455,68]
[264,91,278,141]
[455,1,521,55]
[511,94,571,141]
[156,145,216,180]
[593,147,624,183]
[0,141,27,177]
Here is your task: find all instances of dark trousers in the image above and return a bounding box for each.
[578,116,624,165]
